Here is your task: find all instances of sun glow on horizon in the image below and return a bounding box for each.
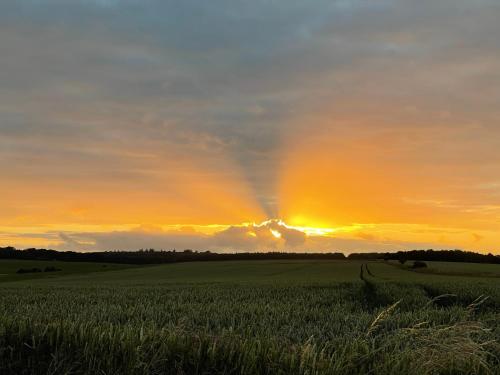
[3,217,500,254]
[250,218,346,237]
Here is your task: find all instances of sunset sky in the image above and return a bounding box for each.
[2,0,500,253]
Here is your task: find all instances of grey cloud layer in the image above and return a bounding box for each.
[1,0,500,224]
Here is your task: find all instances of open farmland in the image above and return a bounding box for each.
[0,259,136,283]
[399,261,500,278]
[0,260,499,374]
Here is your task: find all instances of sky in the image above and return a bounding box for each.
[1,0,500,254]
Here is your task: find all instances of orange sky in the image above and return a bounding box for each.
[1,1,500,253]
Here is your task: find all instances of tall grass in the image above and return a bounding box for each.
[0,279,498,374]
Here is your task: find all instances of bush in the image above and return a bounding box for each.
[412,261,428,269]
[16,268,42,274]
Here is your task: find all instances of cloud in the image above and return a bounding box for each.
[54,220,440,253]
[58,232,86,250]
[57,221,306,252]
[472,233,484,243]
[213,220,307,249]
[355,232,378,241]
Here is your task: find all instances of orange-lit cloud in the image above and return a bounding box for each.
[0,220,430,253]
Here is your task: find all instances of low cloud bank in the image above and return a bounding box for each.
[55,220,435,253]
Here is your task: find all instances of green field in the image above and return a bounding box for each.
[402,261,500,278]
[0,259,136,283]
[0,259,499,374]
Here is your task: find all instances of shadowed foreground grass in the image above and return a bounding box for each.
[0,260,499,374]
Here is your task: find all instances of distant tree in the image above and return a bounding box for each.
[412,261,428,269]
[16,268,42,274]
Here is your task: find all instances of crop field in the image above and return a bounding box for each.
[401,261,500,278]
[0,260,499,374]
[0,259,136,283]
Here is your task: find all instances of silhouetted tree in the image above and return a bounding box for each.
[1,247,498,266]
[412,261,428,269]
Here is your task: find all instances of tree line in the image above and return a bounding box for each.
[0,247,346,264]
[0,247,499,265]
[348,249,500,264]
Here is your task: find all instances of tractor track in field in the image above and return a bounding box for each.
[359,263,389,310]
[365,263,375,277]
[362,263,459,309]
[359,263,376,281]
